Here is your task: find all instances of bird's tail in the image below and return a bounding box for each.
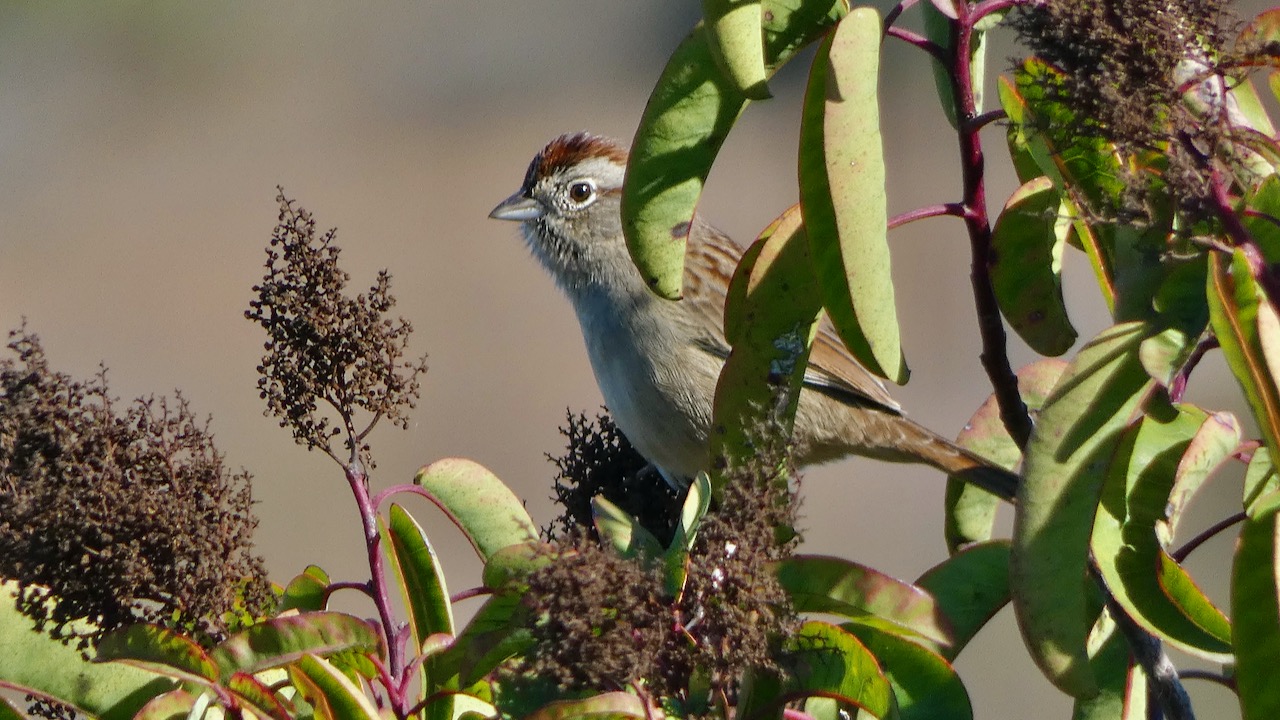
[899,417,1020,501]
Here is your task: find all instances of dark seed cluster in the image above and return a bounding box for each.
[513,411,800,706]
[0,328,272,654]
[246,191,427,467]
[1011,0,1242,219]
[544,410,679,545]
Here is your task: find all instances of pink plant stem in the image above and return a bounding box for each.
[887,203,965,229]
[346,462,408,715]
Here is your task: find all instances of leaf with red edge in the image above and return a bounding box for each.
[132,690,197,720]
[95,624,218,684]
[210,612,381,681]
[945,359,1066,552]
[227,672,293,720]
[916,541,1012,660]
[524,691,652,720]
[414,457,538,563]
[384,503,454,644]
[841,623,972,720]
[1072,618,1149,720]
[288,655,380,720]
[775,555,953,649]
[1209,249,1280,463]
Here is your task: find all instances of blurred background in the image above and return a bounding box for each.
[0,1,1266,716]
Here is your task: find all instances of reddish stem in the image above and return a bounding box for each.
[888,203,965,229]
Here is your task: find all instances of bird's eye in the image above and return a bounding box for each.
[567,180,596,205]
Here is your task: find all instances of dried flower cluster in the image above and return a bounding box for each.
[246,191,427,466]
[545,410,679,544]
[1011,0,1241,218]
[514,416,799,705]
[0,329,272,653]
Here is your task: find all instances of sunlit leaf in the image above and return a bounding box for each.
[591,496,663,560]
[990,176,1077,356]
[1233,492,1280,720]
[800,6,906,383]
[710,206,822,497]
[227,671,293,720]
[385,503,454,643]
[280,565,330,613]
[738,621,893,720]
[703,0,770,99]
[481,541,553,590]
[775,555,952,649]
[95,624,219,684]
[429,592,532,688]
[414,457,538,563]
[915,541,1012,660]
[1091,406,1233,659]
[524,691,651,720]
[1163,411,1241,543]
[1208,249,1280,462]
[1013,321,1156,697]
[623,0,847,298]
[131,690,197,720]
[1245,447,1279,512]
[922,0,1001,129]
[210,612,381,681]
[0,582,176,720]
[665,474,713,599]
[1243,174,1280,263]
[841,623,972,720]
[1071,615,1148,720]
[289,654,380,720]
[946,360,1066,551]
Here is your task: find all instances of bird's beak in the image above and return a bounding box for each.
[489,191,543,222]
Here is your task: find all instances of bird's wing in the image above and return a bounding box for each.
[682,217,902,414]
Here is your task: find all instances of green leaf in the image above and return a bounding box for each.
[922,1,1001,129]
[210,612,381,681]
[990,176,1077,355]
[1070,616,1148,720]
[481,541,553,590]
[414,457,538,563]
[1244,174,1280,264]
[591,497,663,560]
[945,359,1066,551]
[1090,406,1233,659]
[1232,495,1280,720]
[1209,249,1280,463]
[280,565,330,613]
[131,690,198,720]
[1012,321,1156,698]
[226,672,293,720]
[702,0,771,100]
[1245,447,1279,513]
[710,206,823,493]
[665,473,713,598]
[1163,410,1241,543]
[430,592,532,688]
[622,0,846,298]
[799,6,906,383]
[385,503,454,643]
[0,582,177,720]
[915,541,1012,661]
[95,624,219,684]
[738,621,893,720]
[288,654,381,720]
[841,623,972,720]
[524,691,651,720]
[0,698,24,720]
[775,555,953,649]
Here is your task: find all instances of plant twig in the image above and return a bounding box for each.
[888,203,965,229]
[1172,511,1247,562]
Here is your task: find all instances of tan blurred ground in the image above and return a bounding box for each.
[0,2,1264,717]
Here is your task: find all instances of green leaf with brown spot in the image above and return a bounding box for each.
[800,6,906,383]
